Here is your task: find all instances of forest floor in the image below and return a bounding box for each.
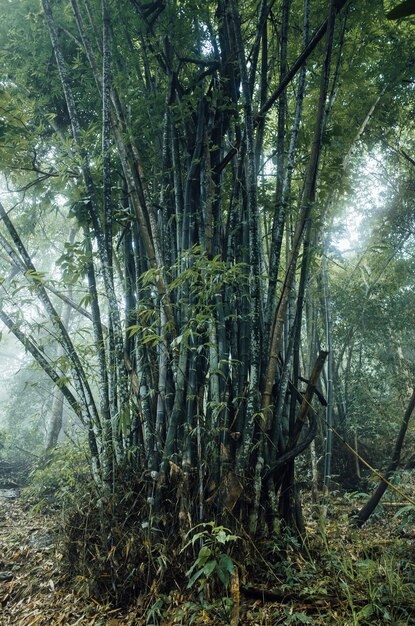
[1,484,415,625]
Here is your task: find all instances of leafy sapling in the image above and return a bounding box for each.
[181,522,239,595]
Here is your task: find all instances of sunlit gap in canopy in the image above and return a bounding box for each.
[260,149,389,257]
[331,151,389,255]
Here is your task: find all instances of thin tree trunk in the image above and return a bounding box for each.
[355,388,415,526]
[310,439,319,504]
[256,0,349,121]
[46,389,65,453]
[46,230,76,453]
[230,0,263,474]
[264,351,328,482]
[262,0,337,419]
[322,252,333,499]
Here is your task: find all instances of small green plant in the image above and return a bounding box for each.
[395,504,415,531]
[145,596,165,625]
[344,491,370,501]
[283,610,313,624]
[182,522,239,592]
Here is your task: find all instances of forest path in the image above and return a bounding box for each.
[0,494,124,626]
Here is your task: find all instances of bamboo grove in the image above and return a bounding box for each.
[0,0,412,564]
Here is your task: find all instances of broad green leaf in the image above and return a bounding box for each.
[293,613,313,623]
[198,546,212,560]
[216,566,230,587]
[219,554,234,575]
[357,604,374,619]
[395,505,415,517]
[186,567,205,589]
[202,559,217,578]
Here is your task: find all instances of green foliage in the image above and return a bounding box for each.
[56,239,91,284]
[24,442,90,511]
[128,246,248,352]
[182,522,239,592]
[395,504,415,531]
[283,611,313,624]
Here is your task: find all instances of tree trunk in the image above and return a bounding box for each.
[355,387,415,526]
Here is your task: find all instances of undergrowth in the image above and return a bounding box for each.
[23,443,91,511]
[22,448,415,624]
